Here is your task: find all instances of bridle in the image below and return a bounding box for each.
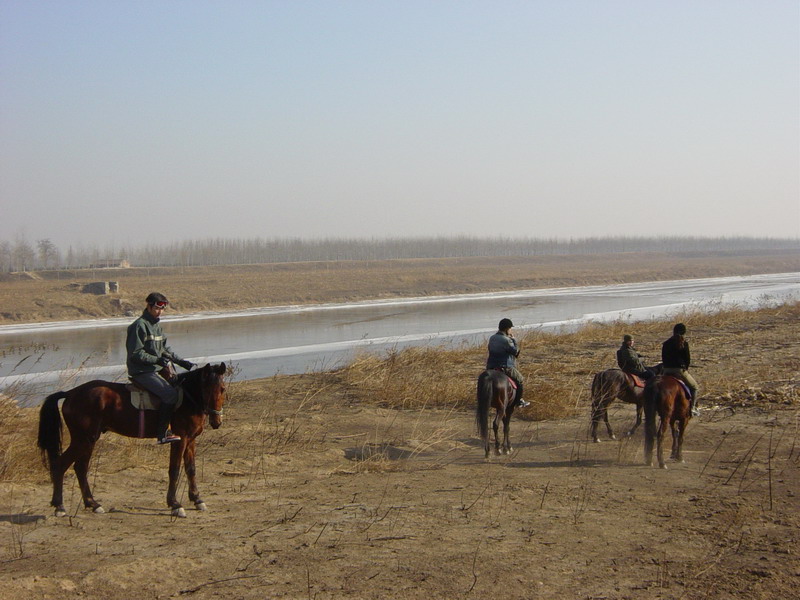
[177,370,225,417]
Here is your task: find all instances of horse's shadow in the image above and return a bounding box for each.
[107,506,183,517]
[344,444,433,461]
[459,437,548,450]
[506,458,636,469]
[0,513,46,525]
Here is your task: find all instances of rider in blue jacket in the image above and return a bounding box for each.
[486,318,530,408]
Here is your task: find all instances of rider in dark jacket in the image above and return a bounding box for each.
[486,318,530,408]
[616,334,654,380]
[661,322,700,415]
[126,293,195,444]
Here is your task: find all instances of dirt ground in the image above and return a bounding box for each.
[1,254,798,599]
[2,372,799,598]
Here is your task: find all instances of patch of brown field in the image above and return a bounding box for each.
[1,249,798,323]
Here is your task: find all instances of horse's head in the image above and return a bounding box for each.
[195,362,227,429]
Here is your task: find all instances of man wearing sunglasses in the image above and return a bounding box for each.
[126,292,196,444]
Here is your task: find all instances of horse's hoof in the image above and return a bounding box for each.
[593,438,601,444]
[610,435,618,441]
[659,464,668,470]
[195,502,207,511]
[172,507,187,518]
[93,506,105,514]
[54,507,67,518]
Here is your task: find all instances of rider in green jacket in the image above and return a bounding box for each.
[126,292,195,444]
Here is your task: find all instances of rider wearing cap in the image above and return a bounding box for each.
[486,318,530,408]
[617,334,654,380]
[126,292,195,444]
[661,322,700,415]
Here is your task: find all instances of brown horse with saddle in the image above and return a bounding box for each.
[37,363,227,518]
[644,374,693,468]
[590,365,662,443]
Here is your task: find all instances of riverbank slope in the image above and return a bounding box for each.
[2,250,798,323]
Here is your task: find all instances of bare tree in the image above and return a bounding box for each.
[37,238,60,270]
[11,236,35,272]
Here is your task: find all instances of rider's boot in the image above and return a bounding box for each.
[515,382,530,408]
[155,402,181,444]
[690,395,700,417]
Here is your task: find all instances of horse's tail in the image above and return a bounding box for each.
[476,371,492,444]
[643,378,660,462]
[38,392,66,471]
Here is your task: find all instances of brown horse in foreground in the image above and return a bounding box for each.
[476,369,517,459]
[644,375,691,469]
[37,363,227,518]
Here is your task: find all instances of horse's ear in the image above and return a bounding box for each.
[216,362,226,375]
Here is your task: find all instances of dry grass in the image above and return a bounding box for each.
[332,301,800,422]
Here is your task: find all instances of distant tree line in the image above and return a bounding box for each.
[0,235,798,272]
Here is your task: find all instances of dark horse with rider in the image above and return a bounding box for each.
[38,292,228,517]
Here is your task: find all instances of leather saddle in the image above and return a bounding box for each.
[126,382,184,411]
[624,373,646,388]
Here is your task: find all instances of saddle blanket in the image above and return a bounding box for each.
[490,368,517,389]
[663,376,693,399]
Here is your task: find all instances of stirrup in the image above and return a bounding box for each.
[156,431,181,444]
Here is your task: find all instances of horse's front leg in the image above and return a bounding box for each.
[183,439,206,511]
[167,441,188,518]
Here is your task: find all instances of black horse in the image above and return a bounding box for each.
[476,369,517,459]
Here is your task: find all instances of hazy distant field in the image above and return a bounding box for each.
[1,250,798,323]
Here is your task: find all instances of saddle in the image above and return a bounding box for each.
[624,373,646,388]
[125,382,184,411]
[126,381,185,439]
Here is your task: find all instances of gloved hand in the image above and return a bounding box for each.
[156,356,171,368]
[177,359,195,371]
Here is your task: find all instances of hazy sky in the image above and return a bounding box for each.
[1,1,798,248]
